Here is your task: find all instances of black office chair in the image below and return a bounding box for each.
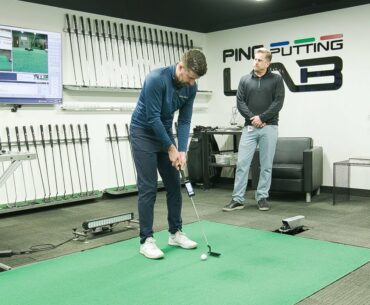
[251,137,323,202]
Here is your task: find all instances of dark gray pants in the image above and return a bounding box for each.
[130,126,182,244]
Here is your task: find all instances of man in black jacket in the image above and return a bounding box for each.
[223,47,285,212]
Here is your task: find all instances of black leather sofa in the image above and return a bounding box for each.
[251,137,323,202]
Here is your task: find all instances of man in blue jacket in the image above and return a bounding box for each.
[223,47,285,212]
[130,49,207,259]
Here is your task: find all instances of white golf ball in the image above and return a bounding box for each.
[200,253,208,261]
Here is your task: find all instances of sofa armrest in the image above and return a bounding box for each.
[251,148,260,189]
[303,146,323,192]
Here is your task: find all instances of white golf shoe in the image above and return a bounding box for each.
[140,237,164,259]
[168,231,198,249]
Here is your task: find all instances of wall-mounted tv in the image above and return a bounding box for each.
[0,24,62,105]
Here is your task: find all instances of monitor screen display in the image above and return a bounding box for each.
[0,24,62,104]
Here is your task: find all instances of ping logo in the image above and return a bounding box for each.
[223,33,344,94]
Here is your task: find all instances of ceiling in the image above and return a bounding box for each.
[21,0,370,33]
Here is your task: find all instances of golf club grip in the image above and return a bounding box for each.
[87,17,92,35]
[80,16,85,35]
[143,27,148,44]
[70,124,75,144]
[180,169,186,180]
[101,20,106,38]
[6,127,11,150]
[23,126,30,151]
[107,124,112,140]
[65,14,71,33]
[113,124,119,141]
[55,125,61,145]
[62,124,68,145]
[48,124,53,148]
[77,124,83,144]
[113,22,118,39]
[40,125,45,148]
[95,19,100,38]
[185,34,190,50]
[73,15,78,34]
[30,125,37,147]
[138,26,142,45]
[84,124,89,144]
[107,21,112,38]
[131,25,136,41]
[180,33,185,52]
[15,127,21,151]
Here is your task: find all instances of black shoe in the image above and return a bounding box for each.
[222,200,244,212]
[257,198,270,211]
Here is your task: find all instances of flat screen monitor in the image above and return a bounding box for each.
[0,24,62,105]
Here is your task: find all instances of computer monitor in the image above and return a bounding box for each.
[0,24,62,105]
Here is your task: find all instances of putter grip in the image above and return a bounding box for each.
[180,169,186,180]
[84,124,89,143]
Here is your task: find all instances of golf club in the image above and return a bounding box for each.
[0,135,10,205]
[84,124,94,194]
[23,126,37,202]
[77,124,89,195]
[62,124,75,197]
[30,125,46,200]
[6,127,17,206]
[48,124,59,199]
[107,124,120,190]
[70,124,82,195]
[113,123,126,190]
[55,125,67,199]
[40,125,51,201]
[15,126,27,203]
[180,169,221,257]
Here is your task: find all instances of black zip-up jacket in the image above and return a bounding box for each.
[236,68,285,126]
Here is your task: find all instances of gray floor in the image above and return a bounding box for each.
[1,185,370,304]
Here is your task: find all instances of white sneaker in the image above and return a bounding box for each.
[140,237,164,259]
[168,231,198,249]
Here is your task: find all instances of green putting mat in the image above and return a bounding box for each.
[1,221,370,305]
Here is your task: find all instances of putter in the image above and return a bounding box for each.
[179,169,221,257]
[30,125,46,200]
[107,124,120,190]
[77,124,89,195]
[84,124,94,195]
[62,124,75,197]
[70,124,82,195]
[48,124,59,199]
[0,135,10,205]
[55,125,67,199]
[113,123,126,190]
[6,127,17,206]
[15,126,28,203]
[23,126,37,202]
[40,125,51,201]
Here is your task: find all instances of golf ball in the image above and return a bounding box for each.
[200,253,208,261]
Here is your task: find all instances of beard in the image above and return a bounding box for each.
[174,76,186,88]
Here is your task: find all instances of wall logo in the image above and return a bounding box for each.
[223,33,343,95]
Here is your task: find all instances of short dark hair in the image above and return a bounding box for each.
[181,49,207,77]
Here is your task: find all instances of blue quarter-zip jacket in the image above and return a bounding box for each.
[130,65,197,151]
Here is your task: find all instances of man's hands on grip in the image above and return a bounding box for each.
[168,144,186,170]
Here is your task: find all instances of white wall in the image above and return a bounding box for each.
[1,1,370,204]
[205,4,370,188]
[0,0,207,203]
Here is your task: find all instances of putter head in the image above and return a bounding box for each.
[207,245,221,257]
